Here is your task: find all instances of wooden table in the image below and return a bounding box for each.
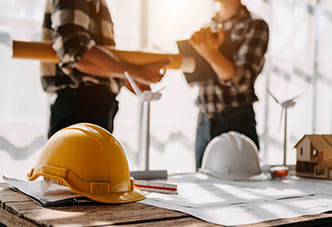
[2,183,332,227]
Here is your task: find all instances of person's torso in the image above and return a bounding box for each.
[41,0,119,93]
[196,5,261,113]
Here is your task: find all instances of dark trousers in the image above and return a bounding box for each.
[48,85,119,138]
[195,105,259,169]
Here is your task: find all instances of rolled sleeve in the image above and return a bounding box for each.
[51,0,96,68]
[219,19,269,92]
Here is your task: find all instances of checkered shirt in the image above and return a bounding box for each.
[197,5,269,114]
[41,0,124,94]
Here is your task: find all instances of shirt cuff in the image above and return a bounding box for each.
[54,36,96,68]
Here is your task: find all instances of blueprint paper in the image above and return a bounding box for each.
[140,173,332,226]
[5,173,332,225]
[3,176,92,207]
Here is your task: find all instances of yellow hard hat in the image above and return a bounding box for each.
[27,123,145,203]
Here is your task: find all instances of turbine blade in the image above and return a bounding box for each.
[155,86,166,93]
[287,94,302,102]
[124,71,142,96]
[267,89,280,104]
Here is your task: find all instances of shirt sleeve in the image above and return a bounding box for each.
[51,0,96,68]
[219,19,269,91]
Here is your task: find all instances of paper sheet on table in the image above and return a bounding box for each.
[3,176,92,207]
[140,173,332,226]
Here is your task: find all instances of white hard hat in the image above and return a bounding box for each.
[199,131,261,180]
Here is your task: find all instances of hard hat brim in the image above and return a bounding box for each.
[199,169,262,181]
[74,185,146,204]
[27,171,145,204]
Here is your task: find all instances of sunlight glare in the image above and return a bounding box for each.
[149,0,214,42]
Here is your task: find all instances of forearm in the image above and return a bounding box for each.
[205,50,235,81]
[75,45,140,79]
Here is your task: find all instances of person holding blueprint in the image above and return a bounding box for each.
[185,0,269,169]
[41,0,167,138]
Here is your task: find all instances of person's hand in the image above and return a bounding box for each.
[189,26,224,61]
[129,59,170,85]
[124,79,151,95]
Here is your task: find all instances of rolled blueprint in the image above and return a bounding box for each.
[12,40,195,72]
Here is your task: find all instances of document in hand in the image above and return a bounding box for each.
[176,30,233,84]
[177,40,217,84]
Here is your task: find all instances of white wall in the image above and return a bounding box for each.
[0,0,48,180]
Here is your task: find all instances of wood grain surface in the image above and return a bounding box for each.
[1,183,332,227]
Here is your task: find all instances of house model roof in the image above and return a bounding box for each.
[294,135,332,150]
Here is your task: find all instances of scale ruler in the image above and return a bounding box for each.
[134,180,178,194]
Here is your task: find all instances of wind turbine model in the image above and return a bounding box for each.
[124,71,167,180]
[267,89,301,166]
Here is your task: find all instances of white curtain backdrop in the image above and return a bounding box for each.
[0,0,48,180]
[245,0,332,165]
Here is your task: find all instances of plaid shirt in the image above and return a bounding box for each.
[41,0,124,94]
[197,5,269,114]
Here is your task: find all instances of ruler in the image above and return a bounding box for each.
[134,180,178,194]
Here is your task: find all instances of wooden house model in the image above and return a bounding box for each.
[295,135,332,179]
